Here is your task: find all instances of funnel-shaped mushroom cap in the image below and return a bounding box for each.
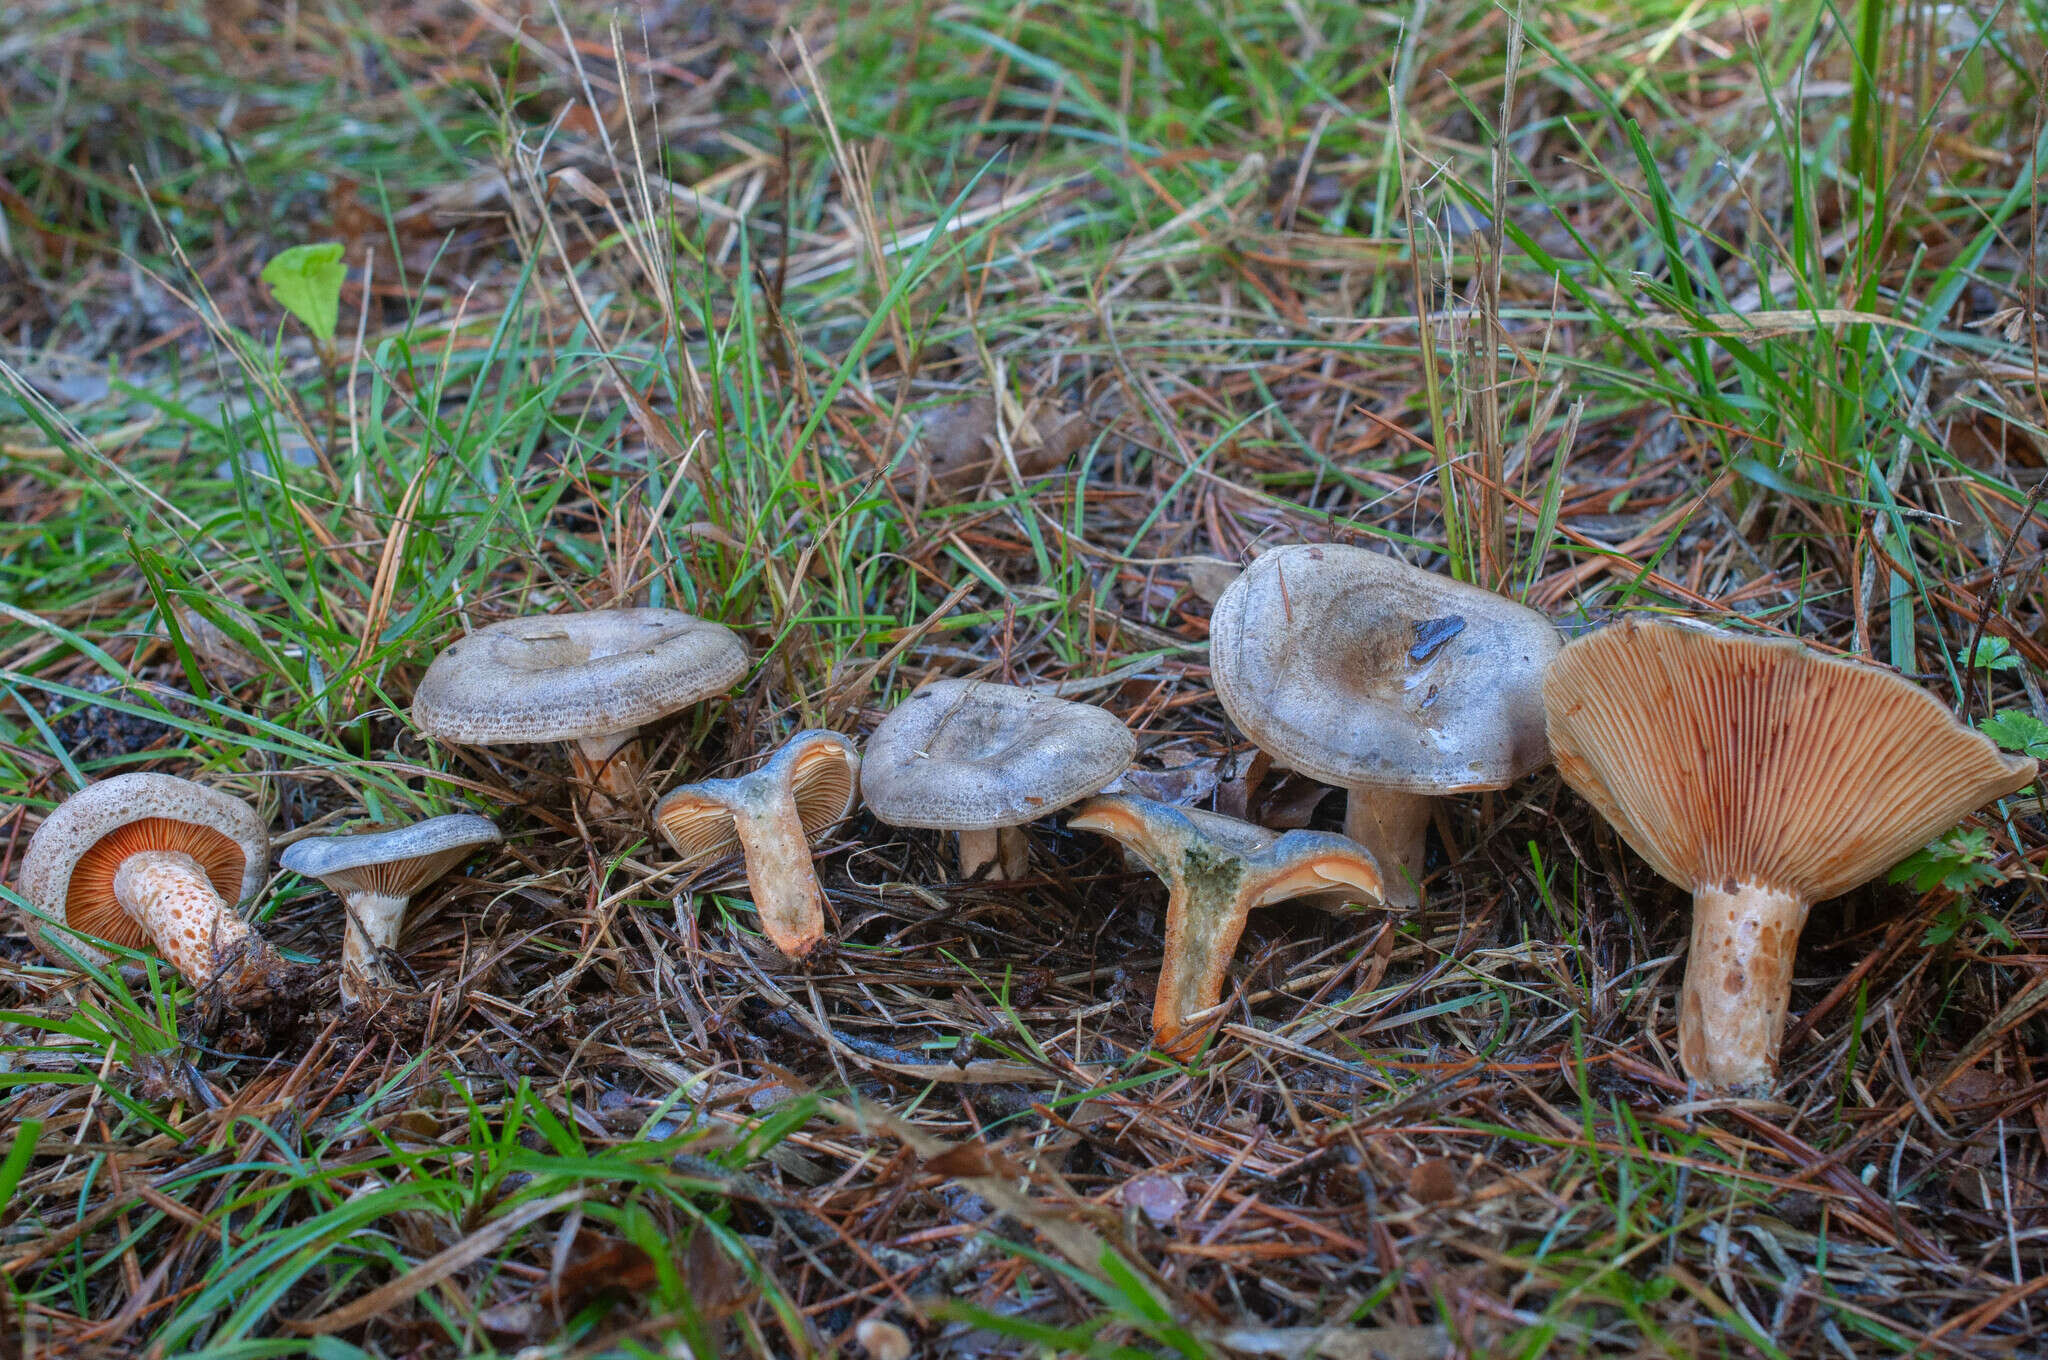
[656,732,861,865]
[1544,618,2037,902]
[655,731,860,959]
[1210,544,1560,793]
[861,679,1135,830]
[1068,793,1383,1056]
[280,814,502,901]
[411,608,746,746]
[17,773,268,966]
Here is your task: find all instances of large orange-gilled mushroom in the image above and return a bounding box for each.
[655,731,860,959]
[1545,618,2037,1092]
[18,773,281,992]
[1068,793,1383,1057]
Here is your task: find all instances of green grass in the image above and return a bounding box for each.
[5,0,2048,1354]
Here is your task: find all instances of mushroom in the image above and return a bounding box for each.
[17,773,280,992]
[860,678,1135,880]
[1544,617,2037,1092]
[1068,793,1383,1057]
[1208,543,1559,908]
[411,608,746,817]
[654,731,860,959]
[279,814,502,1004]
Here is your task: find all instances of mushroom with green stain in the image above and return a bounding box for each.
[1068,793,1383,1057]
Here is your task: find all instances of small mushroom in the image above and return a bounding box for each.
[1069,793,1383,1057]
[1209,543,1559,908]
[860,678,1135,880]
[411,608,746,817]
[1545,617,2037,1093]
[654,731,860,959]
[279,814,502,1004]
[17,773,280,992]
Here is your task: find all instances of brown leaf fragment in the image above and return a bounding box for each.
[856,1317,914,1360]
[1120,1173,1188,1228]
[1406,1157,1460,1205]
[908,395,1092,496]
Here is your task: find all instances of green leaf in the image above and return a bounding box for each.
[260,242,347,347]
[1963,636,2022,672]
[1889,828,1999,895]
[1980,709,2048,760]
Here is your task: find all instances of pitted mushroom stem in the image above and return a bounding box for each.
[1680,883,1808,1093]
[111,850,278,988]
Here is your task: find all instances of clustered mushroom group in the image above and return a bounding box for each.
[15,545,2035,1095]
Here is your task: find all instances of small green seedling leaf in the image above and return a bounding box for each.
[1889,827,2000,896]
[260,242,346,348]
[1962,636,2022,672]
[1980,709,2048,761]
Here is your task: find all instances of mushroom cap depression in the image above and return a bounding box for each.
[17,773,269,965]
[860,679,1136,830]
[279,814,502,900]
[1544,617,2037,901]
[411,608,747,746]
[1209,543,1560,794]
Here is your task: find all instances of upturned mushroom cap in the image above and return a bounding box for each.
[279,814,502,901]
[656,731,862,866]
[1209,544,1560,794]
[1544,617,2037,902]
[656,731,860,959]
[1547,618,2038,1091]
[411,608,746,746]
[17,773,268,966]
[860,679,1135,830]
[1069,793,1384,1056]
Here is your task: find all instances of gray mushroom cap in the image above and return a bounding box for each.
[411,608,746,745]
[1209,543,1561,794]
[280,814,502,899]
[860,679,1136,830]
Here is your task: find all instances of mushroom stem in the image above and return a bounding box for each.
[1342,791,1432,909]
[1681,883,1810,1092]
[569,730,643,815]
[955,826,1030,880]
[729,800,827,958]
[1153,878,1258,1059]
[338,892,411,1006]
[112,850,277,988]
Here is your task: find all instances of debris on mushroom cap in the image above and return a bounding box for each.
[279,814,502,900]
[1543,617,2037,902]
[410,607,746,746]
[860,678,1136,830]
[1208,543,1560,794]
[17,772,268,966]
[656,731,861,867]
